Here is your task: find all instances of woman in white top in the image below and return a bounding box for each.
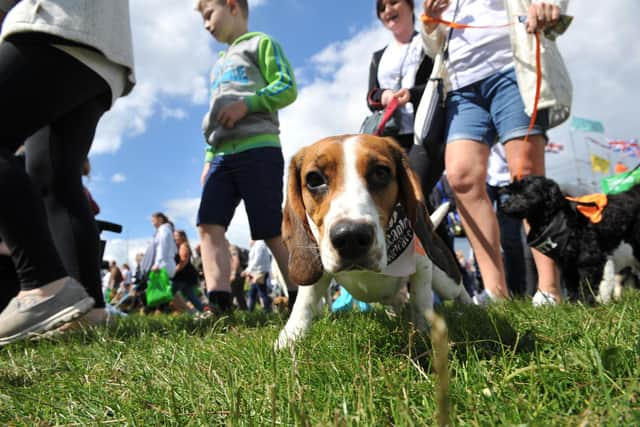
[368,0,446,200]
[421,0,571,305]
[150,213,177,279]
[0,0,135,344]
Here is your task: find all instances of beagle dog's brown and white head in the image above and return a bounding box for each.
[283,134,425,285]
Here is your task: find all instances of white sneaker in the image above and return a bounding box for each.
[532,290,559,306]
[472,289,497,306]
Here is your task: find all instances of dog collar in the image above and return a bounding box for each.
[527,210,570,259]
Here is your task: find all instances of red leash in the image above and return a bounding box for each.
[376,96,399,136]
[421,14,543,180]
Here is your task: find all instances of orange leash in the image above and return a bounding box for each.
[421,14,543,180]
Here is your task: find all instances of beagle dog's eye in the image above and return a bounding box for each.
[305,171,328,192]
[368,165,392,189]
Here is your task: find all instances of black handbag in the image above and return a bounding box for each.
[360,97,400,137]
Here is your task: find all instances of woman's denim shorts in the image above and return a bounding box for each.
[445,67,548,146]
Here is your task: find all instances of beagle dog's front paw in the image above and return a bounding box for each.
[274,328,303,351]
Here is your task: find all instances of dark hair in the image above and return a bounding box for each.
[151,212,169,224]
[376,0,415,22]
[174,229,189,242]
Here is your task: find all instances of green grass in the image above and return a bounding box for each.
[1,292,640,426]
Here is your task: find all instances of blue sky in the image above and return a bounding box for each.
[99,0,640,264]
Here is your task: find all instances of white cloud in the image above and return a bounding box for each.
[279,25,389,163]
[163,197,251,247]
[91,0,213,155]
[161,106,188,120]
[111,173,127,184]
[164,197,201,230]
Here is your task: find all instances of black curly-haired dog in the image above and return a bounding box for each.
[500,175,640,300]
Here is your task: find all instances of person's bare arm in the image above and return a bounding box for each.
[175,243,189,273]
[229,248,240,282]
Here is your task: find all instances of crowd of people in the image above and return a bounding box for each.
[101,214,288,316]
[0,0,573,346]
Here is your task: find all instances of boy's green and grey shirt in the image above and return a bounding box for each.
[203,31,297,161]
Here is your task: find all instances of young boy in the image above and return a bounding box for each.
[195,0,298,312]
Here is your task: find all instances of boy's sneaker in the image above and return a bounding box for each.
[532,290,559,306]
[0,278,94,346]
[206,290,233,315]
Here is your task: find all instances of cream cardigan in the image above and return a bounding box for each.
[1,0,135,98]
[420,0,572,129]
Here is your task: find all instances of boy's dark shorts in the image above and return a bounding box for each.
[197,147,284,240]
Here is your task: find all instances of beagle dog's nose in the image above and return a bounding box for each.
[329,220,374,260]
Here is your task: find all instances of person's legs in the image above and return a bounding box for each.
[25,94,109,308]
[237,148,299,302]
[257,281,272,313]
[488,185,528,297]
[0,42,108,333]
[504,136,561,301]
[445,140,509,300]
[198,224,232,293]
[181,284,205,312]
[264,236,298,299]
[197,154,241,311]
[230,276,247,310]
[247,282,258,311]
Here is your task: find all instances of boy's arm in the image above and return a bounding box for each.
[201,146,213,186]
[244,36,297,113]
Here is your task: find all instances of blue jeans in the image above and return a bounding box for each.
[247,277,272,312]
[487,185,528,296]
[445,67,548,146]
[172,279,205,312]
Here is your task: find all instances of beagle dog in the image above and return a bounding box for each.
[276,134,471,349]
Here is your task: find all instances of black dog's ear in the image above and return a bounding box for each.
[282,149,323,286]
[545,177,565,204]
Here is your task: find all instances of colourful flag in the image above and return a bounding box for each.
[571,116,605,133]
[545,142,564,153]
[586,136,610,150]
[615,162,629,174]
[608,139,628,152]
[590,154,610,174]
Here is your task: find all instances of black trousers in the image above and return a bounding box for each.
[0,37,110,307]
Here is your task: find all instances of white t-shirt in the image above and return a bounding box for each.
[377,33,423,135]
[443,0,514,90]
[486,142,511,187]
[246,241,272,274]
[153,223,177,278]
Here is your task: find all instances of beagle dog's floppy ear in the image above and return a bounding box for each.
[388,139,462,282]
[282,149,324,285]
[389,138,426,229]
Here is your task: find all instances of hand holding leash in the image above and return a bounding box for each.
[422,0,451,32]
[525,2,560,34]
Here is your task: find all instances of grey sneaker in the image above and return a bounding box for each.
[0,278,95,346]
